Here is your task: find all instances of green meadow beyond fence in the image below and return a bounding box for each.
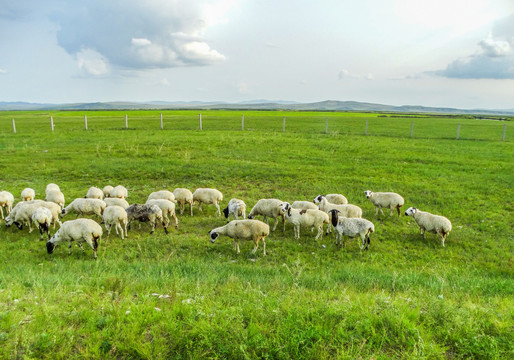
[0,110,510,141]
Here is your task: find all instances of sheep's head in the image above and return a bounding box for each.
[209,230,219,243]
[60,208,67,217]
[404,207,417,216]
[313,195,324,204]
[222,207,229,219]
[328,209,340,227]
[364,190,373,199]
[279,202,290,216]
[46,237,57,254]
[4,215,13,227]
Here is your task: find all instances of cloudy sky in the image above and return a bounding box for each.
[1,0,513,109]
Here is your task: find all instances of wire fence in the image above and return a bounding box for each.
[0,110,510,141]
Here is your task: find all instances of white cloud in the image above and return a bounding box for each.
[338,69,374,80]
[76,48,109,76]
[0,68,6,74]
[478,33,512,57]
[182,42,226,63]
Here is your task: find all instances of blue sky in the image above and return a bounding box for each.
[1,0,513,109]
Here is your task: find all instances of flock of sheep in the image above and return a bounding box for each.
[0,184,452,259]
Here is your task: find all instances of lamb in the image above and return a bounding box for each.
[45,183,60,194]
[46,218,102,259]
[147,190,175,203]
[192,188,223,216]
[173,188,194,216]
[404,207,452,247]
[102,205,128,239]
[21,188,35,201]
[110,185,128,199]
[0,190,14,219]
[222,198,247,222]
[314,195,362,233]
[209,219,270,256]
[126,204,168,234]
[280,202,329,241]
[103,185,114,198]
[291,201,318,211]
[104,197,130,209]
[328,209,375,250]
[364,190,404,217]
[45,189,65,209]
[325,194,348,205]
[61,198,106,218]
[31,206,53,240]
[247,198,286,232]
[145,199,179,229]
[85,186,104,199]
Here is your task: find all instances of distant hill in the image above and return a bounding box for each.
[0,100,513,116]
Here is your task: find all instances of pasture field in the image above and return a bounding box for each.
[0,110,512,359]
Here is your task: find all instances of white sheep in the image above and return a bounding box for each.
[173,188,194,216]
[364,190,405,217]
[45,183,60,194]
[0,190,14,219]
[314,195,362,233]
[147,190,175,203]
[62,198,106,218]
[328,209,375,250]
[46,218,102,259]
[45,189,65,209]
[280,202,329,241]
[222,198,247,222]
[21,188,35,201]
[110,185,128,199]
[209,219,270,255]
[145,199,178,229]
[103,185,114,198]
[325,193,348,205]
[85,186,104,200]
[404,207,452,247]
[247,198,286,232]
[104,197,130,209]
[39,201,63,229]
[32,206,53,240]
[126,204,168,234]
[291,201,318,211]
[102,205,128,239]
[193,188,223,216]
[6,202,41,232]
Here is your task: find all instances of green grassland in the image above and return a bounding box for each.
[0,110,512,359]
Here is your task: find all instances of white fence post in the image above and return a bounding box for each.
[199,113,202,130]
[242,115,244,131]
[283,117,286,132]
[50,116,55,131]
[125,114,128,129]
[410,122,414,138]
[12,119,16,133]
[84,115,88,130]
[365,119,368,135]
[502,124,507,141]
[456,124,461,140]
[160,113,163,130]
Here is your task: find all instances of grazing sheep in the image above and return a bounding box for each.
[6,202,41,232]
[328,209,375,250]
[46,218,102,259]
[103,185,114,198]
[104,197,130,209]
[145,199,178,229]
[325,193,348,205]
[209,219,270,255]
[291,201,318,211]
[21,188,35,201]
[62,198,106,218]
[0,191,15,219]
[247,198,286,232]
[45,183,60,194]
[222,198,247,222]
[102,205,128,239]
[110,185,128,199]
[45,189,65,209]
[85,186,104,200]
[364,190,404,217]
[147,190,175,203]
[193,188,223,216]
[126,204,168,234]
[39,201,63,229]
[314,195,362,233]
[280,202,329,241]
[404,207,452,247]
[173,188,194,216]
[7,200,62,229]
[32,206,53,240]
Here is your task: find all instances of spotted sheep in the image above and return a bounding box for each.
[126,204,168,234]
[314,195,362,234]
[32,206,53,240]
[329,209,375,250]
[145,199,179,229]
[222,198,247,222]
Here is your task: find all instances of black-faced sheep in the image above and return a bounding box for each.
[46,218,102,259]
[222,198,246,222]
[328,209,375,250]
[209,219,270,255]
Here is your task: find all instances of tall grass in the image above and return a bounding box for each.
[0,110,512,359]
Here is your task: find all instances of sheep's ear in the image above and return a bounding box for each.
[287,207,291,217]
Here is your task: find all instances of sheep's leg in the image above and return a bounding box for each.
[162,221,169,234]
[233,240,237,252]
[189,201,193,216]
[68,241,73,255]
[396,205,402,217]
[379,206,385,216]
[389,206,394,216]
[105,224,112,237]
[271,217,278,231]
[172,213,178,229]
[236,241,240,254]
[28,220,34,233]
[375,207,379,216]
[198,203,203,213]
[116,223,124,239]
[440,231,446,247]
[123,220,128,239]
[282,214,286,233]
[252,236,259,254]
[179,202,184,215]
[243,210,246,220]
[38,226,44,240]
[0,207,3,219]
[215,202,221,216]
[262,236,267,256]
[315,225,323,241]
